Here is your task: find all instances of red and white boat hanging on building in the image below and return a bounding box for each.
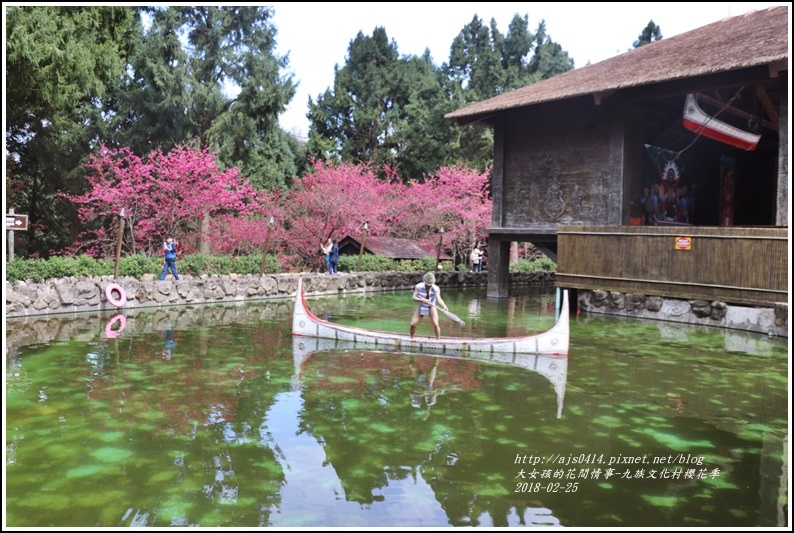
[682,93,761,151]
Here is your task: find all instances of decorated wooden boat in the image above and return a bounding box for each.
[682,93,761,151]
[292,278,569,356]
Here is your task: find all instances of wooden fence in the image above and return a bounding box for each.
[555,225,788,306]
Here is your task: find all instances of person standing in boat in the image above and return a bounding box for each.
[410,272,449,339]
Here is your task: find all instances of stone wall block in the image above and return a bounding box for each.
[690,300,712,318]
[661,299,691,316]
[222,279,237,296]
[156,282,172,296]
[260,276,277,295]
[276,276,297,295]
[32,291,50,310]
[624,293,645,311]
[55,284,75,305]
[135,286,149,303]
[592,290,608,304]
[774,303,788,328]
[710,301,727,320]
[608,292,625,309]
[151,290,168,303]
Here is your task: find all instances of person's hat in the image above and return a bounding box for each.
[423,272,435,284]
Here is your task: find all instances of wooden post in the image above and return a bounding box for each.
[356,222,369,272]
[8,207,14,262]
[259,216,275,276]
[435,227,445,271]
[113,208,125,279]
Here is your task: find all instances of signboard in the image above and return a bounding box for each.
[6,214,28,231]
[674,236,692,250]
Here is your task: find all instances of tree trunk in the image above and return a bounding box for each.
[199,210,210,254]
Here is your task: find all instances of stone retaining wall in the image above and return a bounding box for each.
[5,270,786,337]
[577,289,788,338]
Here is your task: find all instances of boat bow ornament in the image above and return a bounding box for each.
[682,93,761,151]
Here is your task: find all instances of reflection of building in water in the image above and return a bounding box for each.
[758,431,788,527]
[468,299,481,318]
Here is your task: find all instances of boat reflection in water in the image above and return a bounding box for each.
[292,335,569,419]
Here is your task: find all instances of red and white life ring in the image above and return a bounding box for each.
[105,283,127,308]
[105,314,126,338]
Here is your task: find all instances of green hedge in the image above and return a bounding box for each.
[336,255,454,274]
[5,253,554,283]
[510,257,557,272]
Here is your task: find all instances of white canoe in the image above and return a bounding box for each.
[292,278,569,356]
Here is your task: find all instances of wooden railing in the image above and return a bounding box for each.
[555,225,788,306]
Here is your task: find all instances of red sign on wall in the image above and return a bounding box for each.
[675,236,692,250]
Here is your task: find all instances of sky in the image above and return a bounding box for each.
[268,2,788,140]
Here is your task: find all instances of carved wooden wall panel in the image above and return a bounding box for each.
[499,98,622,229]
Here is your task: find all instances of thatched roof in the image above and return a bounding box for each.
[446,6,789,125]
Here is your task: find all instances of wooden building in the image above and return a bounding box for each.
[445,6,788,306]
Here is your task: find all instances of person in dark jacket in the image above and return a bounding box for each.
[160,235,180,280]
[328,238,339,275]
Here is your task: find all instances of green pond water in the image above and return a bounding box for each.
[4,286,789,528]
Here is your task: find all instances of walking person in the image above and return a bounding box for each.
[328,238,339,275]
[160,234,180,280]
[410,272,448,339]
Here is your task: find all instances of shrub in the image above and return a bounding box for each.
[120,254,161,278]
[338,254,395,273]
[375,257,454,273]
[510,257,557,272]
[179,254,213,276]
[3,250,508,284]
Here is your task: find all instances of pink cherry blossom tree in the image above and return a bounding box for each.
[61,144,492,271]
[393,165,492,264]
[282,161,408,267]
[283,161,491,269]
[62,143,271,257]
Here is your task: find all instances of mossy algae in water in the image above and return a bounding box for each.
[90,446,135,463]
[641,494,679,508]
[65,463,107,478]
